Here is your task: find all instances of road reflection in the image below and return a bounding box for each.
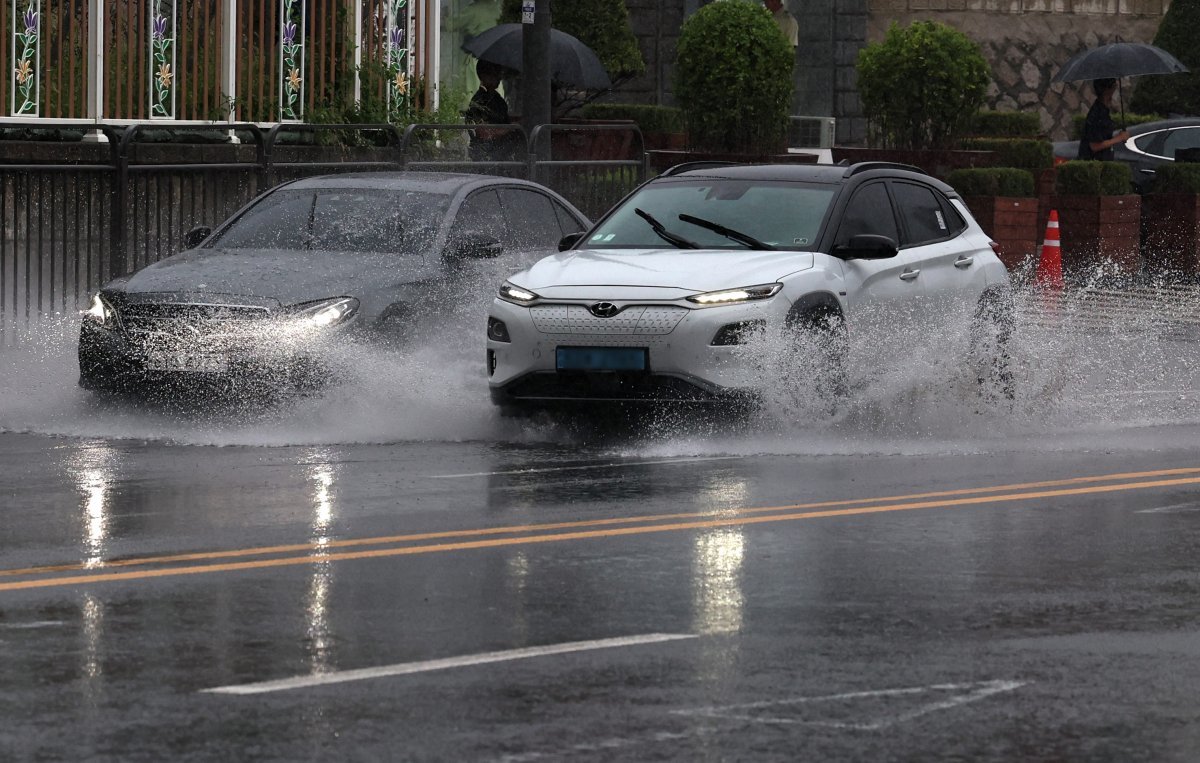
[66,441,120,569]
[305,456,338,674]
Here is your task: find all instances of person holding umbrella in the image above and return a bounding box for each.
[1077,78,1131,161]
[464,60,522,161]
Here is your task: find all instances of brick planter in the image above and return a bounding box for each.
[1141,193,1200,275]
[1056,194,1141,276]
[962,196,1039,270]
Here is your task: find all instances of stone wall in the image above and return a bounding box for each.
[868,0,1169,140]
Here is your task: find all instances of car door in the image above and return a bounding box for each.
[890,180,985,317]
[833,181,926,327]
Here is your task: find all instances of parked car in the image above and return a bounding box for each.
[486,162,1012,411]
[79,172,589,395]
[1053,117,1200,191]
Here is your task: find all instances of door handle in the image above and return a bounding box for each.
[954,256,974,269]
[899,269,920,281]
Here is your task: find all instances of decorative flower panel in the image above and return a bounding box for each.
[385,0,408,122]
[149,0,177,119]
[11,0,40,116]
[280,0,305,121]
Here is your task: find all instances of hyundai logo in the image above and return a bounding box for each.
[589,302,621,318]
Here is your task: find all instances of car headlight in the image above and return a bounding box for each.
[293,297,359,328]
[498,281,539,306]
[686,283,782,306]
[81,293,116,328]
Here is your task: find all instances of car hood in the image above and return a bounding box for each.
[119,248,431,305]
[513,248,814,293]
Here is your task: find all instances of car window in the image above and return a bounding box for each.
[454,189,506,242]
[581,180,835,250]
[1159,127,1200,159]
[207,188,447,252]
[891,181,954,247]
[552,199,585,236]
[498,188,563,248]
[835,182,899,245]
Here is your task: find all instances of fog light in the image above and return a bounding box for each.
[711,319,766,346]
[487,316,510,342]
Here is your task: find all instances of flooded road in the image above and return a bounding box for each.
[2,283,1199,761]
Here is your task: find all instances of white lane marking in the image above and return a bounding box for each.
[672,680,1027,730]
[428,456,745,479]
[1136,502,1200,514]
[202,633,696,696]
[0,620,66,630]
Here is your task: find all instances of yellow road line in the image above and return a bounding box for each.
[3,465,1199,579]
[3,473,1199,593]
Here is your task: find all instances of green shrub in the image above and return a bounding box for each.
[959,138,1053,169]
[1070,111,1161,140]
[1056,160,1134,195]
[856,21,990,150]
[1129,0,1200,115]
[501,0,645,78]
[946,168,1036,197]
[969,110,1041,138]
[579,103,685,133]
[1150,162,1200,194]
[674,0,792,154]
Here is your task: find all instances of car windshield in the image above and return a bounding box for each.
[582,179,835,250]
[206,188,449,253]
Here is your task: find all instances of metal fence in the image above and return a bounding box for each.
[0,120,645,345]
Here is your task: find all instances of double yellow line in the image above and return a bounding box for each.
[3,466,1199,592]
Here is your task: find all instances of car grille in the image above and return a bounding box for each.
[118,303,271,341]
[530,305,687,335]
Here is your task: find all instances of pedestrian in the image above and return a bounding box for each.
[765,0,797,50]
[1077,78,1131,161]
[464,60,521,161]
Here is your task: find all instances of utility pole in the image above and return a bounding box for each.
[521,0,552,134]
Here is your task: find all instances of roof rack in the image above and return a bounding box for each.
[659,160,742,177]
[842,161,929,178]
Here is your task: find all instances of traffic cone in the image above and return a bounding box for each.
[1036,209,1063,292]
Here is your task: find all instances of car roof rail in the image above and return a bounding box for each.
[843,161,929,178]
[659,160,742,177]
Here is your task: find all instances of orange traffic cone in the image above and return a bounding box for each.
[1036,209,1063,292]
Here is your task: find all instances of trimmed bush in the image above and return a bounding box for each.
[856,21,990,150]
[969,110,1041,138]
[946,168,1035,198]
[959,138,1053,169]
[1056,160,1134,195]
[674,0,792,154]
[1129,0,1200,116]
[500,0,645,78]
[579,103,684,134]
[1150,162,1200,194]
[1070,112,1161,140]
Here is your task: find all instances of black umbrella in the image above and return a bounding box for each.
[1052,42,1188,127]
[462,23,611,90]
[1051,42,1187,83]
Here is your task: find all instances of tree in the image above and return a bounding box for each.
[499,0,645,80]
[674,0,793,154]
[856,21,990,150]
[1129,0,1200,116]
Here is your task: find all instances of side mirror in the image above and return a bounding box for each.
[832,234,899,260]
[558,231,585,251]
[183,225,212,249]
[446,231,503,260]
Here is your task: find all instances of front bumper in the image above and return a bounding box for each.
[486,296,786,406]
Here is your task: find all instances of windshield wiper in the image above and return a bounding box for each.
[635,208,699,249]
[678,213,776,250]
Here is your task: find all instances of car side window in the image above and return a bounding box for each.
[552,200,585,236]
[454,189,506,242]
[835,182,899,245]
[1160,127,1200,159]
[892,181,954,247]
[498,188,563,248]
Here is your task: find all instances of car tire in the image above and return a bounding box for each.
[970,287,1015,401]
[785,304,849,403]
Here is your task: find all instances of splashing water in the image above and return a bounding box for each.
[1,279,1197,452]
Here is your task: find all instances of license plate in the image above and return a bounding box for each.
[144,351,229,373]
[556,346,647,372]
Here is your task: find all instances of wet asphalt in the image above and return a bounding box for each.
[4,422,1200,762]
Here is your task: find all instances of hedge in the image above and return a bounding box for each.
[969,110,1041,138]
[579,103,685,134]
[946,167,1036,197]
[959,138,1053,169]
[1055,160,1134,195]
[1150,162,1200,194]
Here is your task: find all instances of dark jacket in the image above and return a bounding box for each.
[1078,99,1117,161]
